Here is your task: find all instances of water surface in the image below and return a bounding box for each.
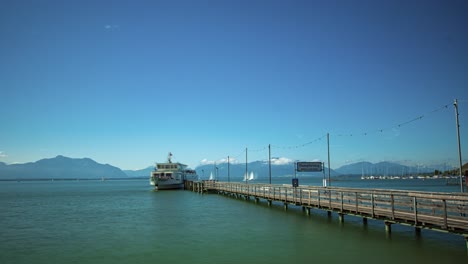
[1,179,466,264]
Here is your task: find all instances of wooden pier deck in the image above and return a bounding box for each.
[185,180,468,249]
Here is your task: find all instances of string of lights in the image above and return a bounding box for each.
[204,100,461,164]
[334,102,451,137]
[249,146,268,152]
[271,135,327,150]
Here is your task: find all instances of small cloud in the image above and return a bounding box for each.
[271,157,293,165]
[200,157,240,165]
[200,159,215,165]
[200,157,242,165]
[218,157,239,164]
[104,24,120,31]
[0,151,7,158]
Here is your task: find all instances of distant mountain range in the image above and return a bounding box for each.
[0,155,127,180]
[123,166,154,177]
[337,162,428,175]
[0,155,462,180]
[334,161,451,176]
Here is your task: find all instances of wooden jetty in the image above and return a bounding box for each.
[186,180,468,250]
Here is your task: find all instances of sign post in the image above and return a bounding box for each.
[295,161,324,187]
[292,162,299,187]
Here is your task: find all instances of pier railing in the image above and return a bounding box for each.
[202,181,468,234]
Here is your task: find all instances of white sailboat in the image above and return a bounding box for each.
[243,171,256,181]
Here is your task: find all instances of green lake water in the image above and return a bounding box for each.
[1,179,466,264]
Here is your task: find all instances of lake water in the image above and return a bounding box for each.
[1,179,466,264]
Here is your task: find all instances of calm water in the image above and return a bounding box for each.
[1,179,466,264]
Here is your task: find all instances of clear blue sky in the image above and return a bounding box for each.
[1,0,467,170]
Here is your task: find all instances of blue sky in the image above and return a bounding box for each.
[1,0,467,170]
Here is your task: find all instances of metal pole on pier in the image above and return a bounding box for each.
[228,156,230,183]
[454,99,464,192]
[214,162,218,181]
[322,162,326,187]
[269,144,272,184]
[327,132,331,186]
[246,148,248,184]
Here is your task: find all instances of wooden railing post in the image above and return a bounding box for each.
[300,189,303,204]
[391,194,395,220]
[318,190,321,208]
[355,192,358,213]
[443,199,447,229]
[371,193,375,218]
[340,192,344,212]
[413,197,418,224]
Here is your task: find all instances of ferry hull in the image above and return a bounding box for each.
[152,175,198,190]
[154,182,184,190]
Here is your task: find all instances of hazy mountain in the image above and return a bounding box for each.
[123,166,154,177]
[3,155,460,181]
[335,161,437,176]
[0,155,128,180]
[195,161,338,181]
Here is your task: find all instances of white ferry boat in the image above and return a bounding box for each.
[150,153,198,190]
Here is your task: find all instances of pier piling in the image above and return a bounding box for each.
[338,213,344,223]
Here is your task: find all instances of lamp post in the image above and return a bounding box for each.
[327,132,331,187]
[215,167,219,182]
[454,99,464,192]
[269,144,272,185]
[201,169,204,180]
